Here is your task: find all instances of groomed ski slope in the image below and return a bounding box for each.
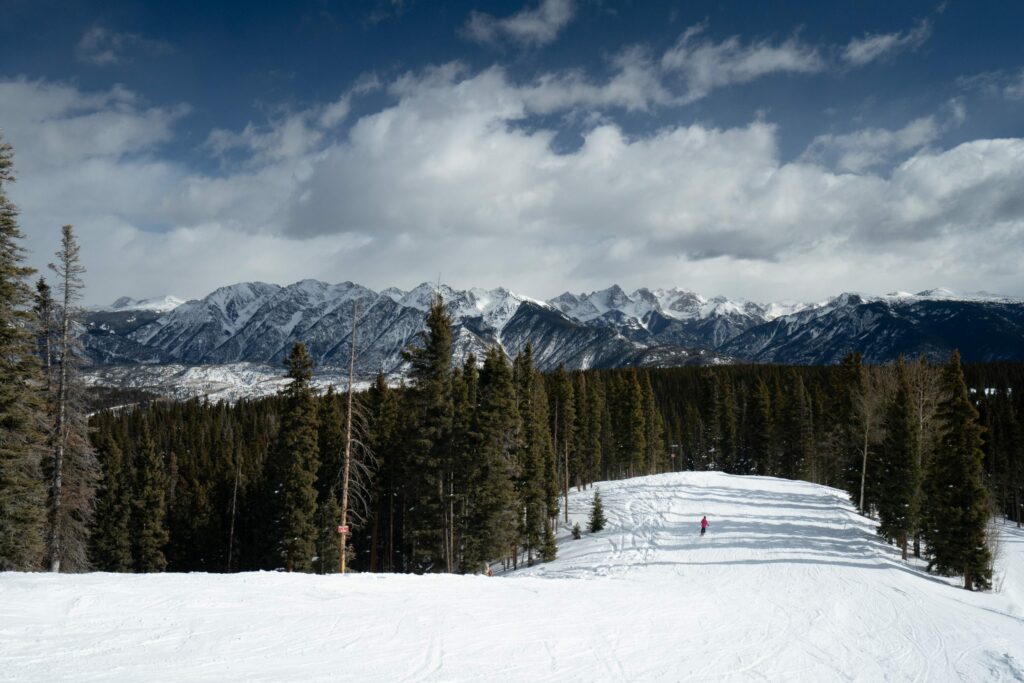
[3,471,1024,681]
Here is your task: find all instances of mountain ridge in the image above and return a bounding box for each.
[82,280,1024,398]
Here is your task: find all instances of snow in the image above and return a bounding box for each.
[4,471,1023,681]
[95,295,185,313]
[82,362,374,402]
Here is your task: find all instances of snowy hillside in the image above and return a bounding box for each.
[3,472,1023,681]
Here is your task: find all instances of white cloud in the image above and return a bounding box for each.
[76,25,173,66]
[4,69,1024,307]
[463,0,575,48]
[803,117,941,173]
[661,24,824,102]
[842,18,931,66]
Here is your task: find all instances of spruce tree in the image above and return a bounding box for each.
[131,419,168,572]
[464,347,520,571]
[748,378,774,476]
[0,137,48,570]
[641,371,665,475]
[514,345,551,564]
[624,370,646,476]
[402,294,454,572]
[876,359,919,560]
[541,518,557,562]
[315,388,344,573]
[921,351,993,590]
[588,488,606,533]
[91,433,133,571]
[268,342,321,572]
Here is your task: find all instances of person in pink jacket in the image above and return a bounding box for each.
[700,515,709,536]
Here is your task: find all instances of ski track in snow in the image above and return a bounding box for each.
[3,471,1024,682]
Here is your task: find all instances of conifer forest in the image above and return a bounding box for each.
[2,137,1023,592]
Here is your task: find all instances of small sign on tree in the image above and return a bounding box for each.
[337,525,349,534]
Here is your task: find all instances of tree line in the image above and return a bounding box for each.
[3,135,1022,589]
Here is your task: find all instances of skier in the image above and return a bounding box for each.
[700,515,709,536]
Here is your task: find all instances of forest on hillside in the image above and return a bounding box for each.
[2,139,1019,590]
[84,298,1023,590]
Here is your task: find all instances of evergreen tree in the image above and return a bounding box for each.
[464,347,520,571]
[402,294,454,572]
[514,346,549,564]
[876,359,919,560]
[551,364,575,519]
[922,351,993,590]
[541,517,557,562]
[268,343,320,572]
[0,138,47,570]
[46,224,99,572]
[623,370,646,476]
[130,419,168,572]
[315,388,344,573]
[748,378,775,476]
[91,433,133,571]
[641,371,665,475]
[588,488,606,533]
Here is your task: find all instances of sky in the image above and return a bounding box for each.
[2,0,1023,306]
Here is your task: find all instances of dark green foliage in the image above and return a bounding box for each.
[91,433,133,571]
[131,419,168,572]
[267,343,320,572]
[921,352,993,590]
[876,359,919,560]
[402,294,454,572]
[588,488,606,533]
[541,518,557,562]
[572,522,581,539]
[0,138,47,570]
[464,347,520,569]
[515,346,552,564]
[81,332,1024,582]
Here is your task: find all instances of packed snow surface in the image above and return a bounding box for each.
[4,472,1024,681]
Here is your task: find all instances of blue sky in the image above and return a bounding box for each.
[2,0,1023,304]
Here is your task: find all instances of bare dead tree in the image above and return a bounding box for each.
[47,225,99,572]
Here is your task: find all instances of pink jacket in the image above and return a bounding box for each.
[700,517,709,529]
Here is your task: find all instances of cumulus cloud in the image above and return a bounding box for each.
[661,24,824,101]
[76,25,174,66]
[4,68,1024,306]
[842,18,931,66]
[463,0,575,48]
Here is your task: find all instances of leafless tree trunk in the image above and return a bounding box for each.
[47,225,98,572]
[227,447,242,572]
[339,303,358,574]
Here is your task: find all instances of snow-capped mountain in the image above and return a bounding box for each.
[720,291,1024,364]
[82,282,1024,398]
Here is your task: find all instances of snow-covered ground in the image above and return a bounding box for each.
[3,472,1023,681]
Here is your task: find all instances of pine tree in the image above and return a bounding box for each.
[91,433,133,571]
[0,137,47,570]
[588,488,606,533]
[748,378,775,476]
[624,370,646,476]
[641,371,665,475]
[515,346,553,564]
[541,517,557,562]
[315,388,344,573]
[464,347,520,570]
[46,224,99,572]
[876,359,919,560]
[268,342,320,572]
[402,294,454,572]
[921,351,993,590]
[131,419,168,572]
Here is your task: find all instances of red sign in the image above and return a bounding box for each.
[337,525,349,534]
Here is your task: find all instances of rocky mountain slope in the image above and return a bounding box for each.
[82,281,1024,398]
